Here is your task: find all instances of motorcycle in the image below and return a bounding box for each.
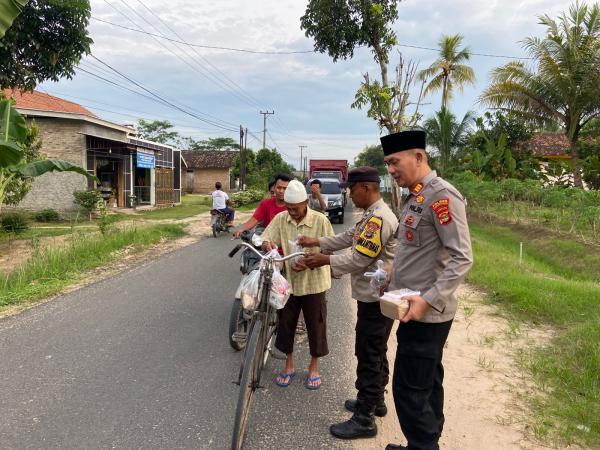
[210,209,232,237]
[228,227,264,351]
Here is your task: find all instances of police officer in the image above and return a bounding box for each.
[298,166,398,439]
[381,130,473,450]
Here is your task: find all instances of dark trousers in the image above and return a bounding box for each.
[275,292,328,357]
[355,301,394,407]
[392,320,453,450]
[218,207,234,221]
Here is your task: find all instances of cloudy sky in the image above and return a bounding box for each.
[40,0,566,167]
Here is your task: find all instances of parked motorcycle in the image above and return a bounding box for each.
[228,227,264,350]
[210,209,232,237]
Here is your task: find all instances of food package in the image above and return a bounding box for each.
[269,267,292,310]
[379,289,420,320]
[240,269,261,310]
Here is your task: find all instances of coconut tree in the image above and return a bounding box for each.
[424,107,474,175]
[481,1,600,188]
[0,98,94,213]
[418,33,476,109]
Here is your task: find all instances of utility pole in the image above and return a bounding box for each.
[299,145,307,179]
[260,110,274,149]
[244,127,248,189]
[239,126,245,190]
[304,156,308,179]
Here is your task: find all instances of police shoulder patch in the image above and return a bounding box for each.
[431,198,452,226]
[355,215,383,258]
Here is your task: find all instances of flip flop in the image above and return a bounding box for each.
[304,375,321,390]
[274,372,296,387]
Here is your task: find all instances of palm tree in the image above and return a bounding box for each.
[424,107,474,175]
[481,2,600,188]
[418,34,476,109]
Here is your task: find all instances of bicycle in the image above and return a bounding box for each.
[227,242,304,450]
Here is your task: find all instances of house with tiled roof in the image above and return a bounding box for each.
[182,150,238,193]
[3,89,182,211]
[525,132,572,160]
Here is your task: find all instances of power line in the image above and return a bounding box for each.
[91,16,316,55]
[92,15,534,60]
[89,55,239,132]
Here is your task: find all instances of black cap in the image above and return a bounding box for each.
[380,130,426,156]
[347,166,380,184]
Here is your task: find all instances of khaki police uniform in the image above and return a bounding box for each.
[390,170,473,450]
[320,198,398,411]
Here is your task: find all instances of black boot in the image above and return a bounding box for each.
[344,398,387,417]
[329,404,377,439]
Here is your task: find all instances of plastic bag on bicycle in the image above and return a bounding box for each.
[269,267,291,310]
[240,269,261,310]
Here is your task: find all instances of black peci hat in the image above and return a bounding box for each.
[347,166,381,184]
[380,130,426,156]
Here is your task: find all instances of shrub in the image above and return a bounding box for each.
[34,208,60,222]
[230,190,265,207]
[0,212,30,233]
[73,190,103,220]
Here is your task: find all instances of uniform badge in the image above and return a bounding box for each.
[416,195,425,203]
[355,216,383,258]
[404,215,415,226]
[411,182,424,194]
[405,230,414,241]
[431,198,452,225]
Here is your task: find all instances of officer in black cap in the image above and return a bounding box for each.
[298,166,398,439]
[381,130,473,450]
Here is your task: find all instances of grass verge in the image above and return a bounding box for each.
[0,224,186,310]
[468,218,600,447]
[136,195,211,220]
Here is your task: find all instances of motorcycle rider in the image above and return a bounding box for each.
[211,181,235,224]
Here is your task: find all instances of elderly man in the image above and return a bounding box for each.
[298,167,398,439]
[382,130,473,450]
[261,179,334,390]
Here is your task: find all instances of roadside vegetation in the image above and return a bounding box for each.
[467,217,600,447]
[0,223,185,311]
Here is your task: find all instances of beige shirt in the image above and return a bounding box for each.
[391,170,473,323]
[319,198,398,303]
[261,207,334,296]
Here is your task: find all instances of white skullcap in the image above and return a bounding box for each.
[283,179,308,204]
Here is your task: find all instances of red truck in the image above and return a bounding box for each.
[309,159,348,185]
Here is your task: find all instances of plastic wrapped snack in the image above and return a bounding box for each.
[240,269,261,310]
[379,289,420,320]
[288,237,303,267]
[269,267,292,310]
[364,260,388,291]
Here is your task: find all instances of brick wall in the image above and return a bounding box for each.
[191,168,231,194]
[16,118,87,212]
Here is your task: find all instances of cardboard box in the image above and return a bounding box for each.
[379,291,409,320]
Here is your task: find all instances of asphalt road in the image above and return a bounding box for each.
[0,207,364,450]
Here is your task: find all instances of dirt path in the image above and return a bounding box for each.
[353,285,553,450]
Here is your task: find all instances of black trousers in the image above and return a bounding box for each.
[392,320,453,450]
[355,301,394,408]
[275,292,328,358]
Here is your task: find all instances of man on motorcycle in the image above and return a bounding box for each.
[211,182,235,224]
[233,173,291,238]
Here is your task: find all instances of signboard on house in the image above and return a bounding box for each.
[136,151,155,169]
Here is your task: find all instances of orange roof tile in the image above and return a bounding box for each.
[3,89,97,118]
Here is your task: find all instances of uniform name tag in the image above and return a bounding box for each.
[409,204,424,215]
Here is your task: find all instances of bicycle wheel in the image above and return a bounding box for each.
[231,317,263,450]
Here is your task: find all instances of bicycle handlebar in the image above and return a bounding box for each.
[229,242,305,262]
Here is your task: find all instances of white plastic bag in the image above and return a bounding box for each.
[288,237,303,267]
[364,260,388,291]
[269,267,292,310]
[240,269,261,310]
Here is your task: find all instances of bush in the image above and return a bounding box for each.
[34,208,60,222]
[0,212,30,233]
[230,190,265,207]
[73,190,103,219]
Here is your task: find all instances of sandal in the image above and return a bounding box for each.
[275,371,296,387]
[304,375,321,390]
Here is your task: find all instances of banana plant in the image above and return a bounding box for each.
[0,98,95,213]
[0,0,28,38]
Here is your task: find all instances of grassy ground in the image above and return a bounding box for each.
[237,201,260,212]
[468,218,600,447]
[0,224,186,311]
[135,195,211,220]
